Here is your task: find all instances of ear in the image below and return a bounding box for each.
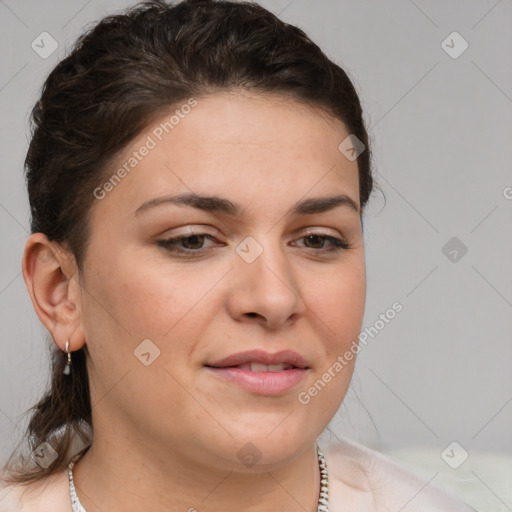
[22,233,85,352]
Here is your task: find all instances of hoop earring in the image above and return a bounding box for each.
[63,340,72,375]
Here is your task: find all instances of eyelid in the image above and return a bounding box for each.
[295,225,344,237]
[158,225,217,238]
[159,225,345,241]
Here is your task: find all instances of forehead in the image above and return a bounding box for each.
[91,91,360,221]
[170,90,349,152]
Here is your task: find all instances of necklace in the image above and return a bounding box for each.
[68,444,329,511]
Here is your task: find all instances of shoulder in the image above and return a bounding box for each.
[323,437,478,512]
[0,467,71,512]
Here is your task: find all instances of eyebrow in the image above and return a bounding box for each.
[134,192,360,217]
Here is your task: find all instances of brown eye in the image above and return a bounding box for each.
[158,233,219,255]
[297,232,350,252]
[303,234,327,249]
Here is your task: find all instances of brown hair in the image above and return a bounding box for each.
[1,0,376,487]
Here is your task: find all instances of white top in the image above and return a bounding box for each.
[0,437,478,511]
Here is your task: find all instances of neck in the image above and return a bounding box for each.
[71,435,321,512]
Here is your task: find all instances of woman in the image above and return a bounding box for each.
[0,0,477,510]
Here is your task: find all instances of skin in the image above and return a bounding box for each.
[22,90,366,512]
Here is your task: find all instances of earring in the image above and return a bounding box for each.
[63,340,72,375]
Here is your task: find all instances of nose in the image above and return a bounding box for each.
[225,235,307,330]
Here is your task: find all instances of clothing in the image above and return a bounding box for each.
[0,437,478,511]
[324,437,478,511]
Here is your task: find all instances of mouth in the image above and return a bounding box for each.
[205,349,310,370]
[204,349,310,395]
[205,362,300,372]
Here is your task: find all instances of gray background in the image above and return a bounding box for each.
[1,0,511,506]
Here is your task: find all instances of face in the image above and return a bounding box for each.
[77,91,366,471]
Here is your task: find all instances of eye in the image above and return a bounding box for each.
[157,230,350,257]
[157,233,219,255]
[293,232,350,252]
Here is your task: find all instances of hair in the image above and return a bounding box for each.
[1,0,376,487]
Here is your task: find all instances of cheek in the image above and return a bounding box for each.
[83,249,217,341]
[307,259,366,338]
[305,269,364,423]
[79,251,212,413]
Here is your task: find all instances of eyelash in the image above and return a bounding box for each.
[157,232,350,256]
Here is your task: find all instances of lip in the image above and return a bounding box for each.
[205,349,310,369]
[204,349,310,396]
[205,367,309,395]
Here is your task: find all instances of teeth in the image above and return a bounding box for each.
[249,362,292,372]
[267,363,290,372]
[250,363,269,372]
[231,362,295,371]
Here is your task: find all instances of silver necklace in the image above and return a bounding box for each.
[69,444,329,511]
